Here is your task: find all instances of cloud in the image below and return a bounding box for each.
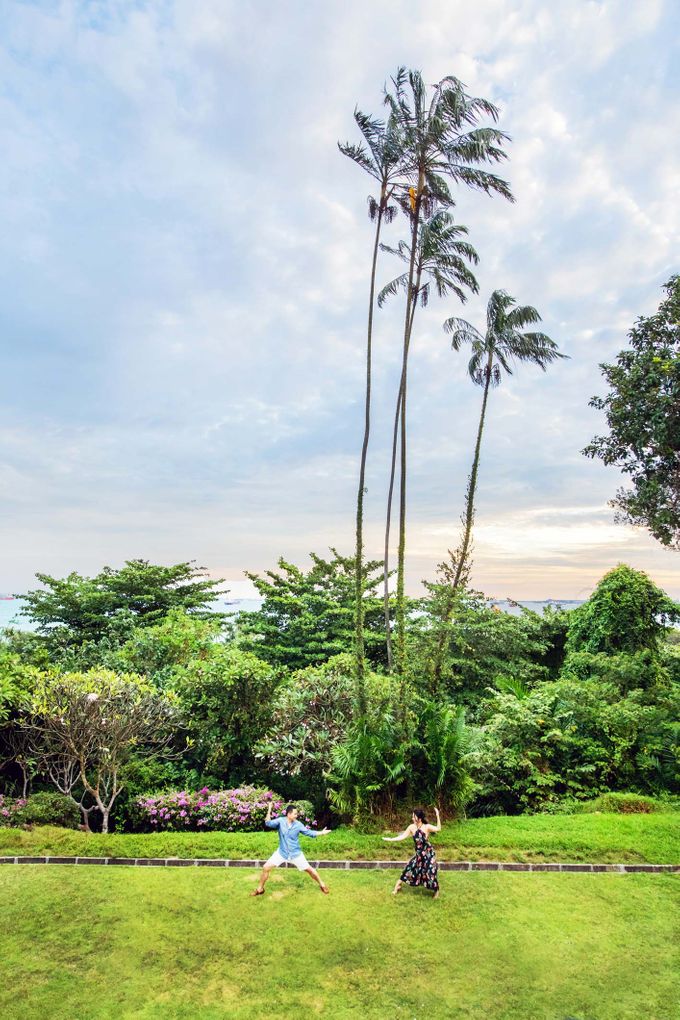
[0,0,678,598]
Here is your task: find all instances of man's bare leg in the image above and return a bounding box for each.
[251,865,274,895]
[305,866,329,894]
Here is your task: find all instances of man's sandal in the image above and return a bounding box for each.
[251,888,265,896]
[320,884,330,895]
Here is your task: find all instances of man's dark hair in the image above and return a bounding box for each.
[285,804,298,815]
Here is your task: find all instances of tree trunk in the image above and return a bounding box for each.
[382,284,419,671]
[101,808,110,835]
[431,352,493,689]
[452,353,493,589]
[355,200,385,710]
[383,263,422,675]
[385,174,424,679]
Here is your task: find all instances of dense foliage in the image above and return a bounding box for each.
[21,559,224,650]
[237,550,390,669]
[1,555,678,830]
[584,275,680,549]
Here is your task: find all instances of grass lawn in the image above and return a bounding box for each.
[1,811,678,863]
[1,866,677,1019]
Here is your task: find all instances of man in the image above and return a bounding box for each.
[251,801,331,896]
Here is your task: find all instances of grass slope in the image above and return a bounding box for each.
[2,867,677,1019]
[1,812,678,863]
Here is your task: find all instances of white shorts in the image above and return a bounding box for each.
[264,849,310,871]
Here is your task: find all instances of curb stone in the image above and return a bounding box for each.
[0,856,677,873]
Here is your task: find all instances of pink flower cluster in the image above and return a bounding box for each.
[131,787,314,833]
[0,794,27,826]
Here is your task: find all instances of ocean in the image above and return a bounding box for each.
[0,595,583,633]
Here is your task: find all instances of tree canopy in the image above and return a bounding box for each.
[584,276,680,549]
[21,560,224,645]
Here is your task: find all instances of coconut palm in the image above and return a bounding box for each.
[339,108,404,709]
[379,69,513,677]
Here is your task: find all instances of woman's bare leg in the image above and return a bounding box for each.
[392,880,402,895]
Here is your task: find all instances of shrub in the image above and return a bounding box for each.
[127,786,316,833]
[15,791,81,828]
[0,793,27,826]
[577,792,666,814]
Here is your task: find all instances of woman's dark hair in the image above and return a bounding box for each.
[412,808,428,824]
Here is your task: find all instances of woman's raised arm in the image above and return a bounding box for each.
[382,825,413,843]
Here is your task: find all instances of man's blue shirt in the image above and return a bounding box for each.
[265,816,318,859]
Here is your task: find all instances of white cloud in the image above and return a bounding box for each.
[0,0,678,598]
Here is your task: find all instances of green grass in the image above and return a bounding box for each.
[1,811,679,863]
[1,867,677,1019]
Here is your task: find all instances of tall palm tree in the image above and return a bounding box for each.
[339,108,403,709]
[380,69,513,676]
[430,290,565,686]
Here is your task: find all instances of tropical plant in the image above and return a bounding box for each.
[379,68,513,676]
[339,108,403,703]
[584,275,680,549]
[565,564,680,656]
[413,699,474,812]
[328,710,413,822]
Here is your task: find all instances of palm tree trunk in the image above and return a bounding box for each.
[394,184,423,681]
[355,201,385,711]
[383,278,420,671]
[453,353,493,587]
[431,351,493,690]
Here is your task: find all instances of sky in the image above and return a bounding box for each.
[0,0,679,601]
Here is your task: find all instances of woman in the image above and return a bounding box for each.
[382,807,441,898]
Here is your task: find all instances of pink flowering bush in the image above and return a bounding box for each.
[129,786,315,833]
[0,794,27,826]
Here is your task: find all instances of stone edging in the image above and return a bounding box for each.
[0,856,677,873]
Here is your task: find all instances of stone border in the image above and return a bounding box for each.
[0,856,677,873]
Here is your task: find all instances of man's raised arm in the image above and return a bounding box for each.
[264,801,280,829]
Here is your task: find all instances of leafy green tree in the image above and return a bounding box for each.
[339,107,402,701]
[171,647,279,784]
[256,654,398,803]
[409,585,569,707]
[584,276,680,548]
[237,550,390,670]
[381,68,513,676]
[21,560,224,648]
[566,564,679,656]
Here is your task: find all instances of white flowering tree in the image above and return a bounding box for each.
[25,670,180,833]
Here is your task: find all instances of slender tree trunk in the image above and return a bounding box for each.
[394,179,423,679]
[431,352,494,689]
[382,285,419,670]
[355,201,385,710]
[452,353,493,588]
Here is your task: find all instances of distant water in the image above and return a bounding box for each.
[0,595,583,633]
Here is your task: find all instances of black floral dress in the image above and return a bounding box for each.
[400,827,439,892]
